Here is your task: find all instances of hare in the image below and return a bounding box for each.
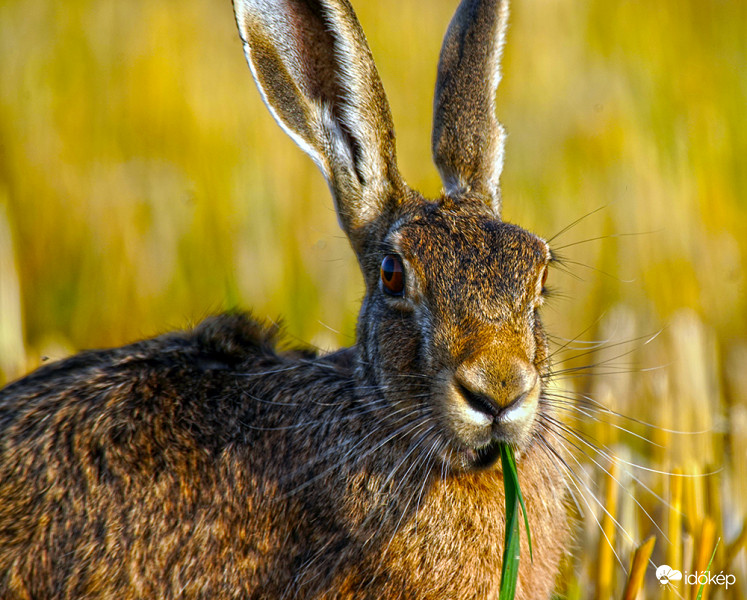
[0,0,570,598]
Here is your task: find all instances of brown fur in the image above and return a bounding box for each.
[1,312,566,599]
[0,0,570,598]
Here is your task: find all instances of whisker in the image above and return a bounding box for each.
[377,435,437,560]
[549,261,586,282]
[282,408,431,497]
[546,204,610,244]
[541,397,664,448]
[413,437,444,535]
[544,329,663,370]
[544,388,715,435]
[543,413,723,478]
[537,425,629,574]
[552,256,635,284]
[543,315,610,362]
[552,230,661,252]
[541,417,672,544]
[536,435,584,517]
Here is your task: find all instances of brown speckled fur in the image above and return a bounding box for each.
[0,0,570,598]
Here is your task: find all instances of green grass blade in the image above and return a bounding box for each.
[695,538,721,600]
[499,477,520,600]
[499,443,534,600]
[501,444,534,560]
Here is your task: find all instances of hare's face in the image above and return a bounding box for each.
[358,195,551,471]
[236,0,546,470]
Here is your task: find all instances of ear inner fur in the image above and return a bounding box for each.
[234,0,404,247]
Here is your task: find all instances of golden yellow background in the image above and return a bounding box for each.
[0,0,745,596]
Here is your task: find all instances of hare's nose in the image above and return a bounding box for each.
[454,362,538,426]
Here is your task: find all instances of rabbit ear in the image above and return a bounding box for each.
[234,0,403,243]
[431,0,509,217]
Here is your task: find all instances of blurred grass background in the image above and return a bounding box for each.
[0,0,745,596]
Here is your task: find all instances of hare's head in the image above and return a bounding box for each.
[234,0,551,471]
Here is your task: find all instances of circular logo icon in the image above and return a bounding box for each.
[656,565,683,584]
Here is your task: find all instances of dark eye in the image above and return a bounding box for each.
[380,254,405,296]
[541,266,549,290]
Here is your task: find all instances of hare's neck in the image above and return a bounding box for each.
[320,346,357,371]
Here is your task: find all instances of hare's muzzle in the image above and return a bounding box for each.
[445,360,540,468]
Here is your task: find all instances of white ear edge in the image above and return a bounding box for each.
[489,123,506,214]
[488,2,509,209]
[242,39,361,227]
[242,43,331,182]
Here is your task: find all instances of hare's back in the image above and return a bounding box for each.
[0,313,301,596]
[0,312,279,446]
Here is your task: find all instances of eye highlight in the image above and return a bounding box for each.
[380,254,405,296]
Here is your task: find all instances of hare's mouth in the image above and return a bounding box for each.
[461,439,503,470]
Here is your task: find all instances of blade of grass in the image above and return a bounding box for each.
[499,482,521,600]
[499,443,533,600]
[666,468,683,600]
[597,459,619,600]
[622,535,656,600]
[502,443,533,559]
[695,538,720,600]
[693,520,716,600]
